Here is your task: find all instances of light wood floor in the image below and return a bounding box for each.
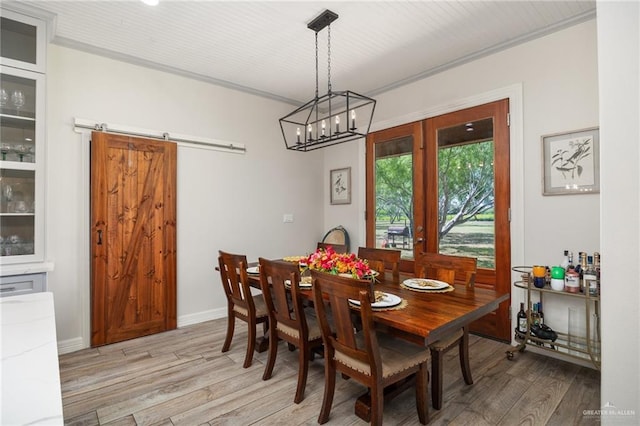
[59,318,600,425]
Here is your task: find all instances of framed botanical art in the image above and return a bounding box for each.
[330,167,351,205]
[542,127,600,195]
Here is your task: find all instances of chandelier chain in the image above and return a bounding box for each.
[327,24,332,94]
[315,31,319,99]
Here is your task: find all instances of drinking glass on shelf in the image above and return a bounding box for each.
[15,145,29,162]
[11,90,25,114]
[1,144,10,161]
[0,88,8,108]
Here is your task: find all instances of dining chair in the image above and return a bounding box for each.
[258,258,324,403]
[218,250,269,368]
[414,251,477,410]
[357,247,401,279]
[310,270,430,425]
[316,242,348,253]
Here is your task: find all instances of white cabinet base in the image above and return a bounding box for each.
[0,272,45,297]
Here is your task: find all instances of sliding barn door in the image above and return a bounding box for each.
[91,131,177,346]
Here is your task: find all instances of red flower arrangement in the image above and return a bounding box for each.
[301,246,374,279]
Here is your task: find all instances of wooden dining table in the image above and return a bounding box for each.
[245,262,509,420]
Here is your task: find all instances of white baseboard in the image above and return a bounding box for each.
[57,337,85,355]
[177,307,227,328]
[57,307,228,355]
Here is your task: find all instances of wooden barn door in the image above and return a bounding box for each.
[91,131,177,346]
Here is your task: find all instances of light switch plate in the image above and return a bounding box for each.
[283,213,294,223]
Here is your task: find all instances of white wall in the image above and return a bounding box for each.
[597,1,640,420]
[46,46,325,350]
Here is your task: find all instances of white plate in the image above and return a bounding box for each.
[246,266,260,274]
[349,292,402,308]
[284,279,312,288]
[403,278,450,290]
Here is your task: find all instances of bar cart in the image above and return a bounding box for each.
[506,266,601,370]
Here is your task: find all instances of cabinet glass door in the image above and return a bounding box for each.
[0,10,46,72]
[0,68,42,262]
[1,73,36,161]
[1,169,35,256]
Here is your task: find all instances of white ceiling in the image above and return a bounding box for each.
[9,1,595,105]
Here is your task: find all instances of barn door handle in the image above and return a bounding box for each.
[97,229,103,245]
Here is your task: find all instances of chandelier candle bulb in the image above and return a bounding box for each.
[351,110,356,129]
[335,115,340,133]
[321,120,326,137]
[296,128,301,143]
[307,124,313,141]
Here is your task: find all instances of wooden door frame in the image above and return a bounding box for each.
[366,90,522,342]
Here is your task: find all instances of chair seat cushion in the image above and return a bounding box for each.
[334,332,429,378]
[233,294,269,318]
[429,328,464,351]
[276,313,322,341]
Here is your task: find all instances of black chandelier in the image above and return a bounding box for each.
[279,9,376,152]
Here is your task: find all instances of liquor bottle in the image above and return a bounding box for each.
[584,255,598,296]
[566,251,575,271]
[517,302,527,334]
[537,302,544,325]
[565,266,580,293]
[561,250,570,269]
[576,252,587,274]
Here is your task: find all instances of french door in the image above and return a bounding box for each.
[366,99,511,341]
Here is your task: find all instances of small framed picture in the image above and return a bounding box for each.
[542,127,599,195]
[330,167,351,205]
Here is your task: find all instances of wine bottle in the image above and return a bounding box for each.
[537,302,544,325]
[517,302,527,334]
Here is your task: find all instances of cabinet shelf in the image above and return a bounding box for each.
[513,281,600,301]
[0,212,35,217]
[0,113,36,123]
[0,160,35,170]
[507,266,601,370]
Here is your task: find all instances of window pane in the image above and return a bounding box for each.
[374,136,413,258]
[437,119,495,268]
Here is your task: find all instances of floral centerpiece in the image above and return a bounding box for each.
[301,246,375,280]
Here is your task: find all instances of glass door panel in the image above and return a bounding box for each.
[0,16,37,66]
[374,136,414,256]
[0,168,35,256]
[366,121,423,265]
[437,118,496,268]
[1,73,37,164]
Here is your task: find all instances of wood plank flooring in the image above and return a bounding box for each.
[59,318,601,425]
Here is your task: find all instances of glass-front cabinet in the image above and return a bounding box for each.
[0,8,48,290]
